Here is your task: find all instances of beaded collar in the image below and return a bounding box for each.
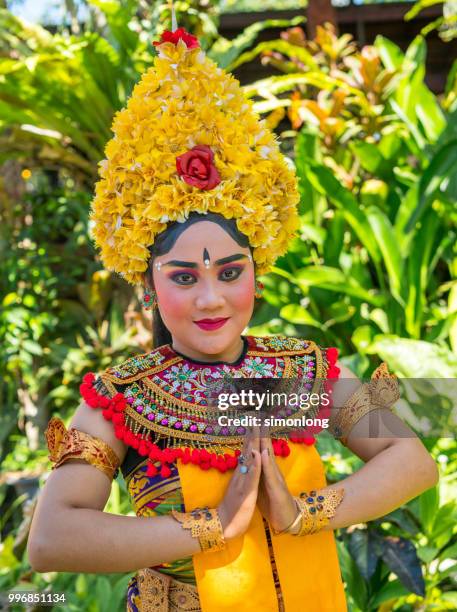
[80,335,340,478]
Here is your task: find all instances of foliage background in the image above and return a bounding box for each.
[0,0,456,610]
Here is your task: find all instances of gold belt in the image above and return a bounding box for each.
[136,568,201,612]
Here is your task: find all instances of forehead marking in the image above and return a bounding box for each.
[203,248,210,269]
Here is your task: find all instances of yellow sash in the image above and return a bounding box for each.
[177,444,347,611]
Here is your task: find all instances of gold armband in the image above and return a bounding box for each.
[331,362,400,446]
[171,506,226,553]
[45,416,120,480]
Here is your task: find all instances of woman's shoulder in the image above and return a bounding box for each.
[246,334,336,357]
[95,343,176,389]
[246,334,340,378]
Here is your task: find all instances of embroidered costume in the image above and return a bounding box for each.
[81,335,347,611]
[45,336,400,610]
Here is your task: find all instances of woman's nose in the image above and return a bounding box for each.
[195,281,225,311]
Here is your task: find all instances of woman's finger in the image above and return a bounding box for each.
[250,423,260,453]
[233,427,255,481]
[261,446,277,483]
[245,449,261,490]
[239,427,252,461]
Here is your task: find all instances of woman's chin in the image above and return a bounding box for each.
[186,326,244,358]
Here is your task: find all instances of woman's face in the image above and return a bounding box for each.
[152,221,255,362]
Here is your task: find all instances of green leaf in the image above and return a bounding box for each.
[445,58,457,98]
[428,501,457,548]
[375,35,405,71]
[339,353,370,378]
[295,129,324,219]
[228,39,318,73]
[352,326,375,353]
[21,339,43,356]
[110,574,134,610]
[365,206,404,304]
[404,209,441,337]
[405,139,457,232]
[419,486,439,534]
[405,0,445,21]
[75,573,88,598]
[350,141,384,175]
[380,508,420,535]
[416,545,439,563]
[337,538,369,610]
[304,163,381,265]
[381,535,425,596]
[243,71,363,99]
[370,579,410,607]
[208,16,306,70]
[367,336,457,377]
[299,221,326,247]
[95,575,112,612]
[280,304,321,327]
[439,541,457,561]
[293,267,383,305]
[347,529,379,581]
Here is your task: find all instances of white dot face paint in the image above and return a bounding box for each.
[155,261,162,271]
[204,259,210,269]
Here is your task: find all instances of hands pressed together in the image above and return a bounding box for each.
[217,428,300,540]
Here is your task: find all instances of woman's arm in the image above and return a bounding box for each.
[256,362,439,534]
[28,463,202,573]
[28,401,262,573]
[28,401,201,573]
[320,362,439,530]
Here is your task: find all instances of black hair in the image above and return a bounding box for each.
[146,212,251,348]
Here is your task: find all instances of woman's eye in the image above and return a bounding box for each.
[171,272,197,285]
[220,267,242,281]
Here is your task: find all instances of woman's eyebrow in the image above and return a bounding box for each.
[162,254,248,268]
[215,254,249,265]
[162,260,198,268]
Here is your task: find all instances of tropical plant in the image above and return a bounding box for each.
[1,6,456,612]
[405,0,457,42]
[0,185,142,458]
[0,2,305,186]
[317,434,457,611]
[243,25,457,382]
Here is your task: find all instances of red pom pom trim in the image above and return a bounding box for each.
[79,371,323,480]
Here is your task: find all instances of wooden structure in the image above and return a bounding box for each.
[220,2,457,93]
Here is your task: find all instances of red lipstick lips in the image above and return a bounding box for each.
[194,317,229,331]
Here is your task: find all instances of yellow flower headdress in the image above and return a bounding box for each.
[90,25,300,285]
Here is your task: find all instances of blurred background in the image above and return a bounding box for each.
[0,1,456,610]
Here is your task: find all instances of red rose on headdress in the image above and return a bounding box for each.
[176,145,221,190]
[153,27,199,49]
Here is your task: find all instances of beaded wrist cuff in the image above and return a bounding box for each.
[292,488,345,536]
[171,506,226,553]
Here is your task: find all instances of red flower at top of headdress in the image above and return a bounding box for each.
[176,145,221,191]
[153,27,199,49]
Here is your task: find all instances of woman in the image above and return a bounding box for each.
[28,24,439,612]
